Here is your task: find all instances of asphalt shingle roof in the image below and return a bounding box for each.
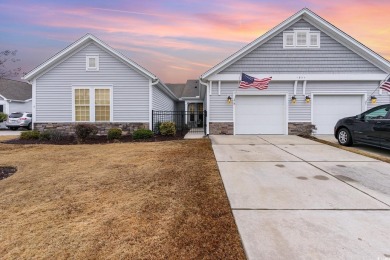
[166,80,200,98]
[0,78,32,101]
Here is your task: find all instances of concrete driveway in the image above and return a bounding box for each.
[0,129,23,136]
[210,135,390,259]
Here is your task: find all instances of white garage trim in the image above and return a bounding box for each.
[233,91,289,135]
[310,92,367,123]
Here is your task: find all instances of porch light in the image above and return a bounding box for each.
[291,96,297,104]
[370,96,377,104]
[305,96,311,103]
[227,96,232,104]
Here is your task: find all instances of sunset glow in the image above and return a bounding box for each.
[1,0,389,82]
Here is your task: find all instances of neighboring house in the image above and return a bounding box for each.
[166,80,206,128]
[23,34,179,134]
[200,8,390,135]
[0,78,32,129]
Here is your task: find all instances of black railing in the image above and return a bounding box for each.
[152,110,207,135]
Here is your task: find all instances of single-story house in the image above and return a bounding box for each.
[22,34,180,134]
[200,8,390,135]
[0,78,32,128]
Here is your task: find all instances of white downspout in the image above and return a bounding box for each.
[199,79,209,135]
[149,79,159,130]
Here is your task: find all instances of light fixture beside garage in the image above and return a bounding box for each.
[227,96,232,104]
[305,96,311,103]
[291,96,297,104]
[370,96,377,104]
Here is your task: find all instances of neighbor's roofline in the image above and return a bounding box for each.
[23,33,158,81]
[200,8,390,79]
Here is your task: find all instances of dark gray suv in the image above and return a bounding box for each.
[334,104,390,149]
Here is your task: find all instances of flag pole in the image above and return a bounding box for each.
[366,74,390,104]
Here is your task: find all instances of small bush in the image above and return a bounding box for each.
[39,130,66,142]
[0,112,7,123]
[75,124,98,142]
[133,129,154,140]
[107,128,122,140]
[20,130,40,140]
[159,121,176,136]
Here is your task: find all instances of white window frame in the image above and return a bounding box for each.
[283,29,320,49]
[86,55,99,71]
[72,86,113,122]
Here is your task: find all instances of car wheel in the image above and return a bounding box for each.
[27,123,32,130]
[337,128,352,146]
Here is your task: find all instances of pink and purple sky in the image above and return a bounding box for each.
[1,0,390,83]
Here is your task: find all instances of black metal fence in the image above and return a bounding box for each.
[152,110,207,135]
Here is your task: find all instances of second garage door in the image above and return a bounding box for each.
[235,95,286,134]
[313,95,364,134]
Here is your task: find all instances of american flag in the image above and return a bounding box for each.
[239,73,272,90]
[380,78,390,92]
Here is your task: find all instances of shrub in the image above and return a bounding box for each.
[0,112,7,123]
[39,130,66,142]
[75,124,98,142]
[107,128,122,140]
[20,130,40,140]
[133,129,154,140]
[159,121,176,136]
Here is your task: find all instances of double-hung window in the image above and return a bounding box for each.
[73,87,112,122]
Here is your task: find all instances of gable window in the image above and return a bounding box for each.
[86,55,99,71]
[73,87,112,122]
[283,29,320,48]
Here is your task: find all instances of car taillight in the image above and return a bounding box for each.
[20,118,27,120]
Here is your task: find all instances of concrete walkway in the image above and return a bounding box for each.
[210,135,390,259]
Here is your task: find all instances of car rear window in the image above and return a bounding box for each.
[9,113,23,118]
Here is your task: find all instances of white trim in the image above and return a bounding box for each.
[23,34,158,81]
[86,55,99,71]
[207,73,387,81]
[72,85,113,122]
[34,121,149,123]
[32,78,36,129]
[201,8,390,79]
[199,79,210,135]
[310,92,367,123]
[218,81,221,95]
[209,80,213,95]
[293,81,297,95]
[283,29,321,49]
[233,91,289,135]
[149,79,153,130]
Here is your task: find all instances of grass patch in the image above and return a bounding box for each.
[0,139,245,259]
[303,136,390,164]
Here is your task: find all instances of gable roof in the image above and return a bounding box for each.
[23,34,158,81]
[0,78,32,101]
[201,8,390,79]
[166,80,201,99]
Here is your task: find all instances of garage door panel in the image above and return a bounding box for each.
[235,95,285,135]
[313,95,363,135]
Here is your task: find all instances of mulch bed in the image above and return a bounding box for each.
[1,133,188,145]
[0,167,17,180]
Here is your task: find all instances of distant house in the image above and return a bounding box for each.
[23,34,178,134]
[0,78,32,128]
[200,8,390,135]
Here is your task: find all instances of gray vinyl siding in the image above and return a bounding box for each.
[220,19,384,74]
[210,81,390,122]
[152,86,175,111]
[9,101,32,114]
[36,43,150,122]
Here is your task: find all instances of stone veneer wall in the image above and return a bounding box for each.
[209,122,234,135]
[288,122,316,136]
[34,122,149,135]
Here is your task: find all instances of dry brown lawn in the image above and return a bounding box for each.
[0,138,245,259]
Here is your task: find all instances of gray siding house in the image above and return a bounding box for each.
[23,34,178,134]
[0,79,32,129]
[200,8,390,135]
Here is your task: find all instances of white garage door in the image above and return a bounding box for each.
[235,95,286,134]
[313,95,363,134]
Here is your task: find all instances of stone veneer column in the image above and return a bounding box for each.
[209,122,234,135]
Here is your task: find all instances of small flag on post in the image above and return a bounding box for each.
[380,78,390,92]
[239,73,272,90]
